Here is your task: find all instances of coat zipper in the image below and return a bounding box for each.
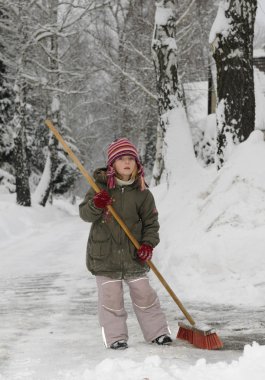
[118,187,125,245]
[120,186,125,277]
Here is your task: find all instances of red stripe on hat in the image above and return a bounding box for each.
[107,138,139,165]
[107,138,146,191]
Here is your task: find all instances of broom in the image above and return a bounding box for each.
[44,119,223,350]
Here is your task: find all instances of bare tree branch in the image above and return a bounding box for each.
[175,0,196,28]
[101,52,157,101]
[125,41,153,65]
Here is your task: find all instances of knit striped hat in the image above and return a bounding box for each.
[107,138,145,191]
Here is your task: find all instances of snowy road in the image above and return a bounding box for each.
[0,202,265,379]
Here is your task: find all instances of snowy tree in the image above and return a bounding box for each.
[33,0,67,206]
[78,0,158,175]
[0,0,91,204]
[60,0,216,185]
[0,1,45,205]
[151,0,197,186]
[31,0,109,203]
[11,2,32,206]
[210,0,257,169]
[0,32,15,192]
[1,0,221,197]
[0,44,13,166]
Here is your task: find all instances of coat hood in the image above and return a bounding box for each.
[93,168,108,184]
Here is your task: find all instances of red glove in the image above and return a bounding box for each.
[93,190,112,209]
[137,244,153,262]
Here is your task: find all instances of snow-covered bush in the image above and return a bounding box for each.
[194,114,216,166]
[0,165,15,193]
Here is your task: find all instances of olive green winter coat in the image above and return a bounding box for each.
[79,168,160,279]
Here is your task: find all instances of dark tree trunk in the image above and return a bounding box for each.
[14,123,31,206]
[212,0,257,169]
[13,77,31,207]
[12,3,31,206]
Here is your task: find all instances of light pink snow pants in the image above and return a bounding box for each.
[96,275,170,347]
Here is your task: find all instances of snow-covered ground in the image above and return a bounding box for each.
[1,131,265,379]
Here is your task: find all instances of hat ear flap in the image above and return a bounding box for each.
[139,175,146,191]
[137,162,146,191]
[107,165,116,189]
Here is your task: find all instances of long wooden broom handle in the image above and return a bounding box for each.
[45,119,195,326]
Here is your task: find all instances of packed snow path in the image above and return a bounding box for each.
[0,206,264,379]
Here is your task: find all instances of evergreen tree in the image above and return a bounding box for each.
[0,8,14,173]
[0,0,81,203]
[0,44,15,192]
[0,52,13,166]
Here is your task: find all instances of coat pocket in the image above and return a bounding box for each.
[91,221,111,242]
[88,221,112,262]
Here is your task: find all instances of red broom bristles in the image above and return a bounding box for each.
[177,324,223,350]
[195,331,223,350]
[177,326,193,342]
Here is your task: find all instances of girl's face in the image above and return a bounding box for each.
[113,155,136,180]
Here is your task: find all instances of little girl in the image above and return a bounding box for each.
[79,138,172,349]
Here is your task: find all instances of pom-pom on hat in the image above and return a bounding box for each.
[107,138,146,191]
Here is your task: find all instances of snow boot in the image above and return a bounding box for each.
[110,340,128,350]
[152,335,173,345]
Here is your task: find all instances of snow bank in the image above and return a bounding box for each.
[0,194,78,246]
[255,68,265,131]
[19,342,263,380]
[183,81,208,126]
[163,107,200,184]
[154,130,265,307]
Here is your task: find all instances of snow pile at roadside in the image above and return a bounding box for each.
[0,194,78,246]
[154,130,265,307]
[27,342,264,380]
[255,67,265,131]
